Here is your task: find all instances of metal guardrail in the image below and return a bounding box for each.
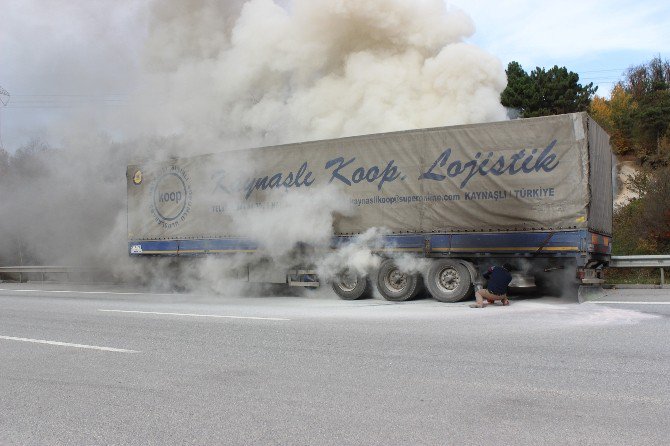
[0,266,97,283]
[609,255,670,267]
[2,256,669,285]
[610,255,670,286]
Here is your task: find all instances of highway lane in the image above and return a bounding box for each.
[1,283,669,445]
[583,287,670,315]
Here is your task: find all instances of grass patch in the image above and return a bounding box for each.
[605,268,669,285]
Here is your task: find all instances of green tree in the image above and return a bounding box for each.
[613,167,670,254]
[500,61,531,115]
[501,62,597,118]
[613,199,656,255]
[638,167,670,250]
[622,57,670,165]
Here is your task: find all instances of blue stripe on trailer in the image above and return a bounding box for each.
[129,240,179,255]
[129,239,258,255]
[445,231,582,253]
[332,234,424,252]
[130,230,606,257]
[178,238,258,254]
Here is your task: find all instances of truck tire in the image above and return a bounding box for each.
[425,259,472,302]
[375,259,423,301]
[331,270,373,300]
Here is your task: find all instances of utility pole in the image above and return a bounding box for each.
[0,86,10,150]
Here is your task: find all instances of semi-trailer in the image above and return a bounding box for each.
[127,112,613,301]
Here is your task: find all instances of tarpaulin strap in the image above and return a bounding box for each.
[535,232,555,253]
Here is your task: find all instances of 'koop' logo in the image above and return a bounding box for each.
[149,165,193,229]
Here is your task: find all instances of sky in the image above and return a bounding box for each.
[0,0,669,152]
[452,0,670,93]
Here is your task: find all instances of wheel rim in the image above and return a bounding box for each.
[337,271,359,292]
[384,267,408,292]
[435,267,460,293]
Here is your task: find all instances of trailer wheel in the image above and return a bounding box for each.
[425,259,472,302]
[375,259,423,301]
[331,270,373,300]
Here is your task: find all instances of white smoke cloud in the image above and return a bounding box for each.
[129,0,507,152]
[1,0,509,293]
[231,184,352,258]
[316,227,389,281]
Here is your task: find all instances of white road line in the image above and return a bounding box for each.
[585,301,670,305]
[0,335,139,353]
[98,309,290,321]
[0,288,172,296]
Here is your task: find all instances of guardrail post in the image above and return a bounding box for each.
[661,268,665,288]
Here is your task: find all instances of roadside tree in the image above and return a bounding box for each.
[501,62,597,118]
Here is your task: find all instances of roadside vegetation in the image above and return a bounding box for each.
[588,57,670,267]
[501,56,670,284]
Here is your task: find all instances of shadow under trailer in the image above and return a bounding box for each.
[127,113,613,302]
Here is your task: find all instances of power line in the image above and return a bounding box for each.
[579,68,627,74]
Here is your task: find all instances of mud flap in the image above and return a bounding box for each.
[577,284,607,303]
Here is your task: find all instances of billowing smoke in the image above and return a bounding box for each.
[316,228,389,282]
[132,0,506,150]
[1,0,508,291]
[230,185,352,259]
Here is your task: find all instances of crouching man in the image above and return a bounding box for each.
[470,263,513,308]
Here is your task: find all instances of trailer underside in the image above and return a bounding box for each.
[129,229,610,302]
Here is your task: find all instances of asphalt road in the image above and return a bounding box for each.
[1,283,669,445]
